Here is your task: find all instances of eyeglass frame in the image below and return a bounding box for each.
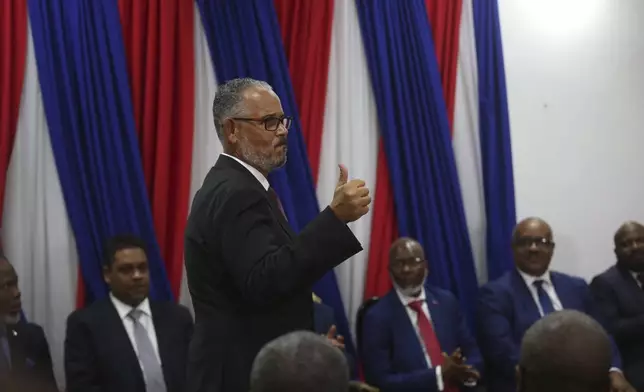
[230,115,293,132]
[389,257,427,270]
[512,236,555,249]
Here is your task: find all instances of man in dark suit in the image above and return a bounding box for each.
[518,310,612,392]
[184,77,371,392]
[591,221,644,391]
[0,254,57,391]
[64,235,193,392]
[360,237,482,392]
[477,217,634,392]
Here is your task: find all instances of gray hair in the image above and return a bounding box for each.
[250,330,349,392]
[519,310,611,392]
[212,77,273,141]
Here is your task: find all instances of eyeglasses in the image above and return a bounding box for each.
[390,258,426,270]
[513,236,554,249]
[231,115,292,132]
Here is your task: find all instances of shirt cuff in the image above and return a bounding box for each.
[609,367,622,373]
[436,365,444,391]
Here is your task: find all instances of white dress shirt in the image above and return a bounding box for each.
[516,269,621,373]
[396,287,445,391]
[110,294,162,369]
[221,153,270,191]
[516,269,563,316]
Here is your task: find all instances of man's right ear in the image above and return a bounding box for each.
[103,265,111,284]
[223,119,238,144]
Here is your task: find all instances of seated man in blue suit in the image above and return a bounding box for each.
[591,221,644,391]
[477,217,634,392]
[0,253,57,392]
[361,237,482,392]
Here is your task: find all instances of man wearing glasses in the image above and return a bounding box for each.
[360,237,482,392]
[477,217,634,392]
[184,78,371,392]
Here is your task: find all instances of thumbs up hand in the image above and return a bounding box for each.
[329,164,371,223]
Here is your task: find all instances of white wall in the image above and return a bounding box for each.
[499,0,644,280]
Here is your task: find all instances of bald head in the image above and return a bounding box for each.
[518,310,611,392]
[250,331,349,392]
[512,217,555,277]
[614,221,644,243]
[512,217,552,243]
[389,237,424,261]
[388,237,427,295]
[614,221,644,272]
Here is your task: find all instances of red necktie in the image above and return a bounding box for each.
[408,300,458,391]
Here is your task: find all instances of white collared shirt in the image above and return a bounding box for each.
[396,287,445,391]
[221,153,270,191]
[110,294,161,368]
[517,269,563,316]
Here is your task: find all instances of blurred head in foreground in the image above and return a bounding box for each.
[250,330,349,392]
[518,310,611,392]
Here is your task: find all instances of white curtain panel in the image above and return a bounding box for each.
[1,18,78,388]
[451,0,488,284]
[179,3,222,312]
[317,0,380,338]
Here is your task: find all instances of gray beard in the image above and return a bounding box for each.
[238,138,287,173]
[391,270,428,297]
[4,312,21,325]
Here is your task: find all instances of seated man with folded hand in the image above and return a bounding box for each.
[360,238,482,392]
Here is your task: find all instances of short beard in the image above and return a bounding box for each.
[391,269,428,297]
[4,312,21,325]
[238,136,287,174]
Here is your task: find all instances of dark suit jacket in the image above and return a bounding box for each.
[0,321,57,392]
[477,269,622,392]
[64,298,193,392]
[360,286,483,392]
[184,154,362,392]
[591,265,644,390]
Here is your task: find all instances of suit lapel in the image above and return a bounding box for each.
[424,290,448,350]
[511,270,541,321]
[266,193,295,239]
[7,325,26,372]
[105,301,145,385]
[217,155,295,239]
[390,293,429,369]
[151,302,173,386]
[616,267,644,307]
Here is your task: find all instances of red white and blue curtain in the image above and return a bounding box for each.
[0,0,514,386]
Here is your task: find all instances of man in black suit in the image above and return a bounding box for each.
[184,77,371,392]
[591,221,644,391]
[0,254,57,391]
[64,235,193,392]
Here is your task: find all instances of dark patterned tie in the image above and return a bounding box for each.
[534,280,555,315]
[267,187,287,220]
[636,273,644,289]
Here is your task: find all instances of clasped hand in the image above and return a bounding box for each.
[442,348,480,385]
